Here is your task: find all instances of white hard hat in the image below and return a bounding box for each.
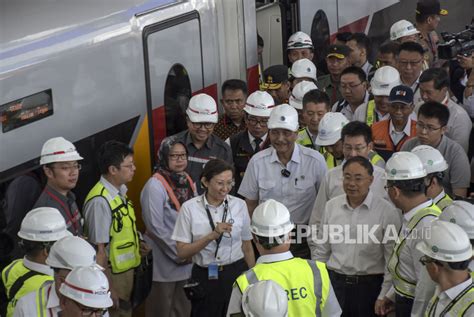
[411,145,448,174]
[46,236,101,270]
[268,104,299,131]
[385,152,427,180]
[251,199,294,237]
[315,112,349,146]
[416,220,473,262]
[40,137,83,165]
[289,81,318,110]
[244,91,276,117]
[440,201,474,239]
[390,20,420,41]
[287,31,313,50]
[242,280,288,317]
[18,207,71,242]
[370,66,401,96]
[60,266,113,309]
[185,93,218,123]
[290,59,317,81]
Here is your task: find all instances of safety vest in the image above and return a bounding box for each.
[388,204,442,299]
[235,258,330,316]
[35,280,54,317]
[323,151,339,170]
[366,99,377,127]
[435,193,453,211]
[372,119,417,162]
[297,128,317,150]
[152,172,195,211]
[85,182,141,274]
[1,259,53,317]
[368,151,385,168]
[424,279,474,317]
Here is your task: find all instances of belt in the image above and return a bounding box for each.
[196,258,245,272]
[328,270,383,285]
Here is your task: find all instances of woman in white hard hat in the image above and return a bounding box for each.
[141,138,196,317]
[172,159,255,317]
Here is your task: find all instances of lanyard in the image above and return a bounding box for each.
[44,189,79,233]
[203,196,229,258]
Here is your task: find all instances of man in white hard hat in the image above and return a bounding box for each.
[238,104,327,259]
[289,58,317,88]
[241,280,288,317]
[353,66,402,126]
[59,266,113,317]
[171,93,233,193]
[411,145,453,210]
[287,31,314,64]
[227,199,342,316]
[228,91,276,191]
[289,80,318,127]
[1,207,70,317]
[314,112,349,169]
[13,236,102,317]
[333,66,369,121]
[390,20,420,43]
[296,89,331,151]
[416,220,473,316]
[34,137,84,236]
[314,156,401,316]
[377,152,441,316]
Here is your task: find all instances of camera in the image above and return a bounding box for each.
[438,23,474,60]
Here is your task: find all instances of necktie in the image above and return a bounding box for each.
[254,138,262,154]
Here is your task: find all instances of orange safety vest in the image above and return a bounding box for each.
[152,172,196,211]
[372,120,417,161]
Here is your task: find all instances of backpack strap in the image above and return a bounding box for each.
[8,270,45,301]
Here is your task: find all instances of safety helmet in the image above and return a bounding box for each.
[385,152,427,181]
[251,199,294,237]
[46,236,101,270]
[416,220,472,262]
[40,137,83,165]
[315,112,349,146]
[390,20,420,41]
[242,280,288,317]
[185,93,218,123]
[370,66,401,96]
[289,81,318,110]
[244,91,276,117]
[18,207,71,242]
[411,145,448,174]
[290,59,317,81]
[268,104,299,132]
[287,31,313,50]
[60,266,113,309]
[440,201,474,239]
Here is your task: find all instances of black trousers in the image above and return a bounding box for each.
[395,294,414,317]
[328,270,383,317]
[190,259,247,317]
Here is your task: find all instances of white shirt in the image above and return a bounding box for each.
[14,283,60,317]
[389,117,414,145]
[404,74,423,108]
[426,277,473,316]
[171,194,252,267]
[248,131,268,151]
[238,144,327,224]
[353,102,391,124]
[226,251,342,317]
[314,191,402,299]
[22,257,53,276]
[361,61,373,77]
[444,95,472,154]
[331,93,370,121]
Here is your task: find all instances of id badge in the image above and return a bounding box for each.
[208,262,219,280]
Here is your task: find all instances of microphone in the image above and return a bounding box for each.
[281,169,291,178]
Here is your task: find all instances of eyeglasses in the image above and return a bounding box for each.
[384,185,394,191]
[213,180,235,189]
[419,255,441,266]
[120,162,136,170]
[343,145,368,153]
[340,82,364,90]
[50,163,82,172]
[169,154,187,161]
[191,122,215,129]
[398,59,423,67]
[223,98,245,105]
[247,116,269,126]
[416,122,444,133]
[72,299,108,316]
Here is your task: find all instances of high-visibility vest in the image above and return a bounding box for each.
[152,172,195,211]
[424,279,474,317]
[368,151,385,168]
[1,259,53,317]
[297,128,317,150]
[366,99,377,127]
[35,280,54,317]
[323,151,339,170]
[435,193,453,211]
[235,257,330,316]
[388,204,442,299]
[84,181,141,274]
[372,119,417,162]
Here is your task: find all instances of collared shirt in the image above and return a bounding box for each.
[171,130,233,194]
[314,191,401,299]
[247,131,268,151]
[401,136,470,196]
[443,95,472,154]
[214,114,246,141]
[238,144,327,224]
[226,251,343,317]
[331,93,370,121]
[22,257,54,276]
[361,61,374,78]
[84,176,128,244]
[140,176,193,282]
[34,184,83,236]
[171,194,252,267]
[389,118,414,145]
[404,73,423,107]
[433,190,447,205]
[427,277,473,317]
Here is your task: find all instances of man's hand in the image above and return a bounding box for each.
[139,241,151,257]
[374,297,395,316]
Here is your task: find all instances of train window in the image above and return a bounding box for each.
[0,89,53,133]
[310,10,330,72]
[163,64,191,137]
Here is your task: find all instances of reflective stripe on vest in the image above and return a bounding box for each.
[323,151,338,170]
[435,194,453,211]
[84,182,141,273]
[425,280,474,317]
[36,281,53,317]
[235,258,330,316]
[1,259,53,317]
[388,205,441,298]
[368,151,385,167]
[366,100,376,126]
[152,172,195,211]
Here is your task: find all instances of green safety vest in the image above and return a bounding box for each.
[1,259,53,317]
[235,257,330,316]
[425,279,474,317]
[35,280,54,317]
[85,181,141,274]
[387,204,442,299]
[368,151,385,168]
[366,100,376,126]
[297,128,317,150]
[435,193,453,211]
